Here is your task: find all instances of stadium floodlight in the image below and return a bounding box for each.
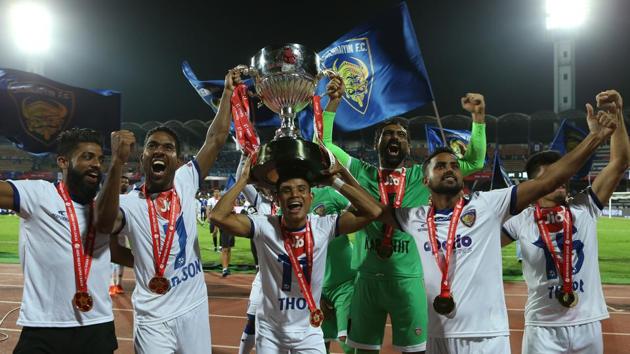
[546,0,589,30]
[9,2,52,55]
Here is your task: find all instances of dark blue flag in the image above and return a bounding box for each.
[314,1,434,133]
[490,147,513,189]
[0,68,120,154]
[223,174,236,192]
[425,125,472,159]
[550,119,593,179]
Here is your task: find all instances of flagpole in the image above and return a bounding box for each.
[431,100,447,145]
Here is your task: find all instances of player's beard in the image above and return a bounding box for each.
[430,174,463,196]
[67,165,101,203]
[379,141,406,168]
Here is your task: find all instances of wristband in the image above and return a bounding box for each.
[332,177,346,191]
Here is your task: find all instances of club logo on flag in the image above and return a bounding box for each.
[7,82,75,147]
[321,38,374,115]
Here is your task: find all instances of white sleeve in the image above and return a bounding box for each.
[571,188,603,218]
[313,214,339,242]
[501,215,520,241]
[242,184,261,205]
[394,207,421,236]
[175,160,201,197]
[7,180,48,219]
[476,186,518,223]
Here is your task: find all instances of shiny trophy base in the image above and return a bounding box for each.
[252,137,331,190]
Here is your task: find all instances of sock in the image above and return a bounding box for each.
[238,315,256,354]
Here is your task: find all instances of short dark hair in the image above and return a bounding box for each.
[422,147,458,176]
[56,128,103,157]
[275,167,312,192]
[144,126,181,156]
[525,150,562,179]
[373,117,410,146]
[120,175,130,181]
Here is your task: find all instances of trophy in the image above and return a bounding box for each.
[237,44,337,189]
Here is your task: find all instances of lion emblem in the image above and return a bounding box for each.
[21,97,69,142]
[333,57,369,108]
[449,139,468,159]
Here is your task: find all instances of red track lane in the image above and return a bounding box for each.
[0,265,628,353]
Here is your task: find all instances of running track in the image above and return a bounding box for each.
[0,264,628,353]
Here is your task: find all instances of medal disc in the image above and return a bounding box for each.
[149,276,171,295]
[73,291,93,312]
[433,295,456,315]
[310,308,325,327]
[377,245,393,259]
[556,289,578,308]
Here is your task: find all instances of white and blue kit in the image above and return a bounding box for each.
[395,187,518,354]
[119,161,211,354]
[248,214,338,354]
[502,188,609,354]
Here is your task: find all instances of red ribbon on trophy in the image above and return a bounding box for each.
[231,83,260,156]
[56,182,96,312]
[313,95,323,142]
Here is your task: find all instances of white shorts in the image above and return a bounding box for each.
[247,271,263,316]
[134,300,212,354]
[522,321,603,354]
[427,335,510,354]
[256,326,325,354]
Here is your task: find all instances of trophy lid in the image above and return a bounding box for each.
[250,43,320,79]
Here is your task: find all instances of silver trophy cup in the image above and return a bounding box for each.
[237,44,336,189]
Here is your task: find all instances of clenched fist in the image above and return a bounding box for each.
[110,130,136,164]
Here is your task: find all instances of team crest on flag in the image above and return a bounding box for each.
[320,38,374,115]
[460,209,476,227]
[7,82,75,147]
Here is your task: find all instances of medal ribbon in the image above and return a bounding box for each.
[377,167,407,248]
[56,183,96,294]
[281,219,317,314]
[313,95,323,142]
[534,204,574,294]
[230,83,260,156]
[427,198,465,298]
[144,185,179,278]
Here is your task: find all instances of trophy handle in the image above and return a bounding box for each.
[234,64,257,77]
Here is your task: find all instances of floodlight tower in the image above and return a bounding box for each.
[546,0,589,113]
[9,2,52,75]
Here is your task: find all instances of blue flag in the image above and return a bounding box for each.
[0,68,121,154]
[425,125,472,159]
[223,174,236,192]
[490,147,513,189]
[550,119,593,179]
[314,1,434,133]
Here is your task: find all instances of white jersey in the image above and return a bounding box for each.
[8,180,113,327]
[395,187,517,338]
[249,214,338,337]
[119,161,207,324]
[208,197,219,210]
[243,184,273,215]
[502,188,609,326]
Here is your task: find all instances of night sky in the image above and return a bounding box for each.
[1,0,628,124]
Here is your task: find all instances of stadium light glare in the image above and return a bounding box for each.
[546,0,589,30]
[9,2,52,55]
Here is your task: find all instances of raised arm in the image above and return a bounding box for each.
[110,235,134,267]
[208,156,253,237]
[195,69,240,177]
[322,163,383,235]
[514,110,618,213]
[591,90,630,204]
[95,130,136,234]
[458,93,487,175]
[319,77,352,168]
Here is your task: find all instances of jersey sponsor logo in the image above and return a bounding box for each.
[533,227,584,280]
[460,209,476,227]
[169,259,202,289]
[548,279,585,299]
[365,238,410,255]
[45,209,70,223]
[423,234,473,253]
[277,296,308,311]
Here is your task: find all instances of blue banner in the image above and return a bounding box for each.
[425,125,472,159]
[490,147,513,189]
[315,1,434,132]
[0,68,121,154]
[550,119,593,179]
